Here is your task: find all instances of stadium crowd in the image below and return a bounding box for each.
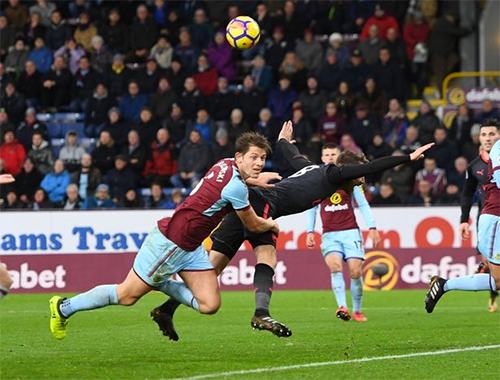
[0,0,498,210]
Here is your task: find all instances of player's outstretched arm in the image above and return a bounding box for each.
[0,174,15,184]
[236,206,280,235]
[246,172,282,188]
[277,121,313,172]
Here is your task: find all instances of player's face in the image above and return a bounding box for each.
[236,146,267,179]
[321,148,340,165]
[479,126,499,153]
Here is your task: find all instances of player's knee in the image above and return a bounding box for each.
[350,268,362,279]
[198,298,221,314]
[118,293,140,306]
[1,276,13,290]
[329,262,342,273]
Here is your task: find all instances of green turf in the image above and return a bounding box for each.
[1,290,499,379]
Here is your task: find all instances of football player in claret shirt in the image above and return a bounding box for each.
[306,143,381,323]
[48,132,279,340]
[458,120,500,312]
[426,121,500,314]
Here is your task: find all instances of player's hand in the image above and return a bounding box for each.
[268,217,280,236]
[246,172,282,188]
[0,174,15,184]
[277,120,295,143]
[306,232,316,248]
[459,222,471,240]
[409,143,435,161]
[368,229,381,247]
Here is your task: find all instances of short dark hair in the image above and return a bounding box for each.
[480,118,500,130]
[235,132,272,155]
[336,150,368,166]
[322,143,339,151]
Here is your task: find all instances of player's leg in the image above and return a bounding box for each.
[347,259,367,322]
[0,264,13,300]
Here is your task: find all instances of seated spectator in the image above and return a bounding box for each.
[461,123,481,163]
[254,108,279,143]
[250,55,273,92]
[85,83,116,138]
[118,81,149,124]
[82,183,116,209]
[447,156,468,191]
[163,188,184,209]
[179,77,204,122]
[476,100,500,123]
[28,131,53,175]
[40,159,71,203]
[119,188,143,208]
[135,107,160,148]
[144,128,177,187]
[381,98,408,148]
[54,38,86,75]
[122,130,146,178]
[171,130,211,189]
[425,127,458,174]
[62,183,83,210]
[28,37,53,74]
[333,81,356,120]
[29,1,56,27]
[41,56,72,111]
[279,51,307,92]
[372,182,401,205]
[0,15,16,61]
[373,47,405,102]
[358,24,385,65]
[414,157,447,196]
[73,11,97,51]
[98,8,128,54]
[318,51,343,93]
[136,58,163,95]
[210,77,236,123]
[357,77,387,117]
[449,104,473,153]
[192,54,218,97]
[150,77,177,121]
[16,107,48,150]
[212,128,234,164]
[105,155,138,202]
[190,8,213,50]
[0,109,16,136]
[263,26,289,73]
[2,190,24,209]
[226,109,250,145]
[397,125,422,155]
[59,131,86,172]
[104,53,132,98]
[298,76,327,127]
[347,103,380,151]
[291,105,313,150]
[188,109,214,145]
[89,35,112,74]
[360,4,399,41]
[150,35,173,70]
[145,182,169,209]
[15,157,43,205]
[173,27,198,72]
[366,133,394,160]
[1,82,26,125]
[403,11,429,97]
[4,37,29,77]
[45,9,72,51]
[16,60,44,108]
[411,101,441,144]
[343,49,370,94]
[380,150,414,201]
[318,102,346,144]
[71,153,101,200]
[207,31,236,81]
[91,130,118,175]
[340,134,363,155]
[70,55,102,112]
[163,103,187,144]
[437,184,461,205]
[406,180,435,206]
[294,29,323,73]
[0,130,25,176]
[31,187,53,210]
[165,58,187,95]
[102,107,129,148]
[385,27,406,66]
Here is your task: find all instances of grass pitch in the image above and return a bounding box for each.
[1,290,499,379]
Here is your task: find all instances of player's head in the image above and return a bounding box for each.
[479,119,500,153]
[235,132,271,179]
[321,143,340,165]
[336,150,369,187]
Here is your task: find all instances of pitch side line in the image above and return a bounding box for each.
[173,344,500,380]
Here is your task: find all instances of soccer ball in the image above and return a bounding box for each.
[226,16,261,49]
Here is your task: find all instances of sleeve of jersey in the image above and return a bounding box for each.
[221,178,250,211]
[459,166,477,223]
[277,139,313,172]
[353,186,376,229]
[491,141,500,189]
[306,205,318,233]
[327,155,411,184]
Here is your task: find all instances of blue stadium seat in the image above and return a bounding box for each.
[50,138,65,157]
[47,123,63,138]
[61,123,85,138]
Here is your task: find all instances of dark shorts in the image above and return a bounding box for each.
[211,191,277,260]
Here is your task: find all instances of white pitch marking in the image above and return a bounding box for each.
[172,344,500,380]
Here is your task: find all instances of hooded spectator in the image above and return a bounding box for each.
[59,131,86,172]
[82,183,116,209]
[207,31,237,81]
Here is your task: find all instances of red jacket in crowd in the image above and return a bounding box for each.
[360,15,400,41]
[0,139,26,176]
[403,20,430,60]
[144,141,177,177]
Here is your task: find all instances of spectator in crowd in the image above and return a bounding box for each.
[414,157,447,196]
[477,100,500,123]
[150,77,178,121]
[54,38,86,75]
[380,150,414,201]
[207,31,236,82]
[254,107,279,142]
[102,107,129,148]
[144,128,177,187]
[2,190,24,209]
[318,101,345,144]
[279,51,307,92]
[71,153,101,200]
[333,81,356,120]
[62,183,83,210]
[15,157,43,205]
[73,12,97,52]
[403,11,430,96]
[135,107,160,148]
[163,188,185,209]
[0,15,16,61]
[24,11,46,46]
[70,55,102,112]
[347,103,379,151]
[0,130,25,176]
[89,35,112,74]
[137,58,162,95]
[188,108,214,145]
[1,82,26,125]
[28,37,53,74]
[150,35,173,70]
[447,156,468,191]
[437,183,461,205]
[130,4,158,57]
[41,55,72,111]
[358,77,387,117]
[192,53,218,97]
[85,83,116,137]
[425,126,458,174]
[118,81,149,124]
[59,131,86,172]
[41,159,71,203]
[179,77,204,122]
[45,9,72,51]
[461,123,481,163]
[16,107,48,150]
[411,100,441,144]
[120,188,143,208]
[298,76,327,127]
[174,27,198,71]
[275,0,304,41]
[104,53,132,99]
[212,128,234,164]
[4,37,29,77]
[343,48,370,94]
[326,33,350,68]
[382,98,408,148]
[294,29,322,74]
[28,130,53,175]
[226,109,250,145]
[318,51,343,93]
[340,134,363,155]
[251,55,273,92]
[4,0,28,30]
[164,103,186,144]
[406,179,435,207]
[189,8,213,50]
[360,3,399,41]
[291,105,313,150]
[372,182,401,205]
[397,125,422,155]
[254,2,274,39]
[145,182,169,209]
[164,58,186,95]
[366,132,394,161]
[0,109,15,139]
[358,24,385,65]
[264,26,290,73]
[105,155,138,202]
[31,187,53,209]
[385,27,406,66]
[171,129,211,189]
[98,8,128,54]
[91,130,118,175]
[373,47,405,102]
[210,77,236,123]
[268,76,297,121]
[17,60,43,109]
[30,1,57,27]
[122,129,146,178]
[449,103,473,153]
[82,183,116,209]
